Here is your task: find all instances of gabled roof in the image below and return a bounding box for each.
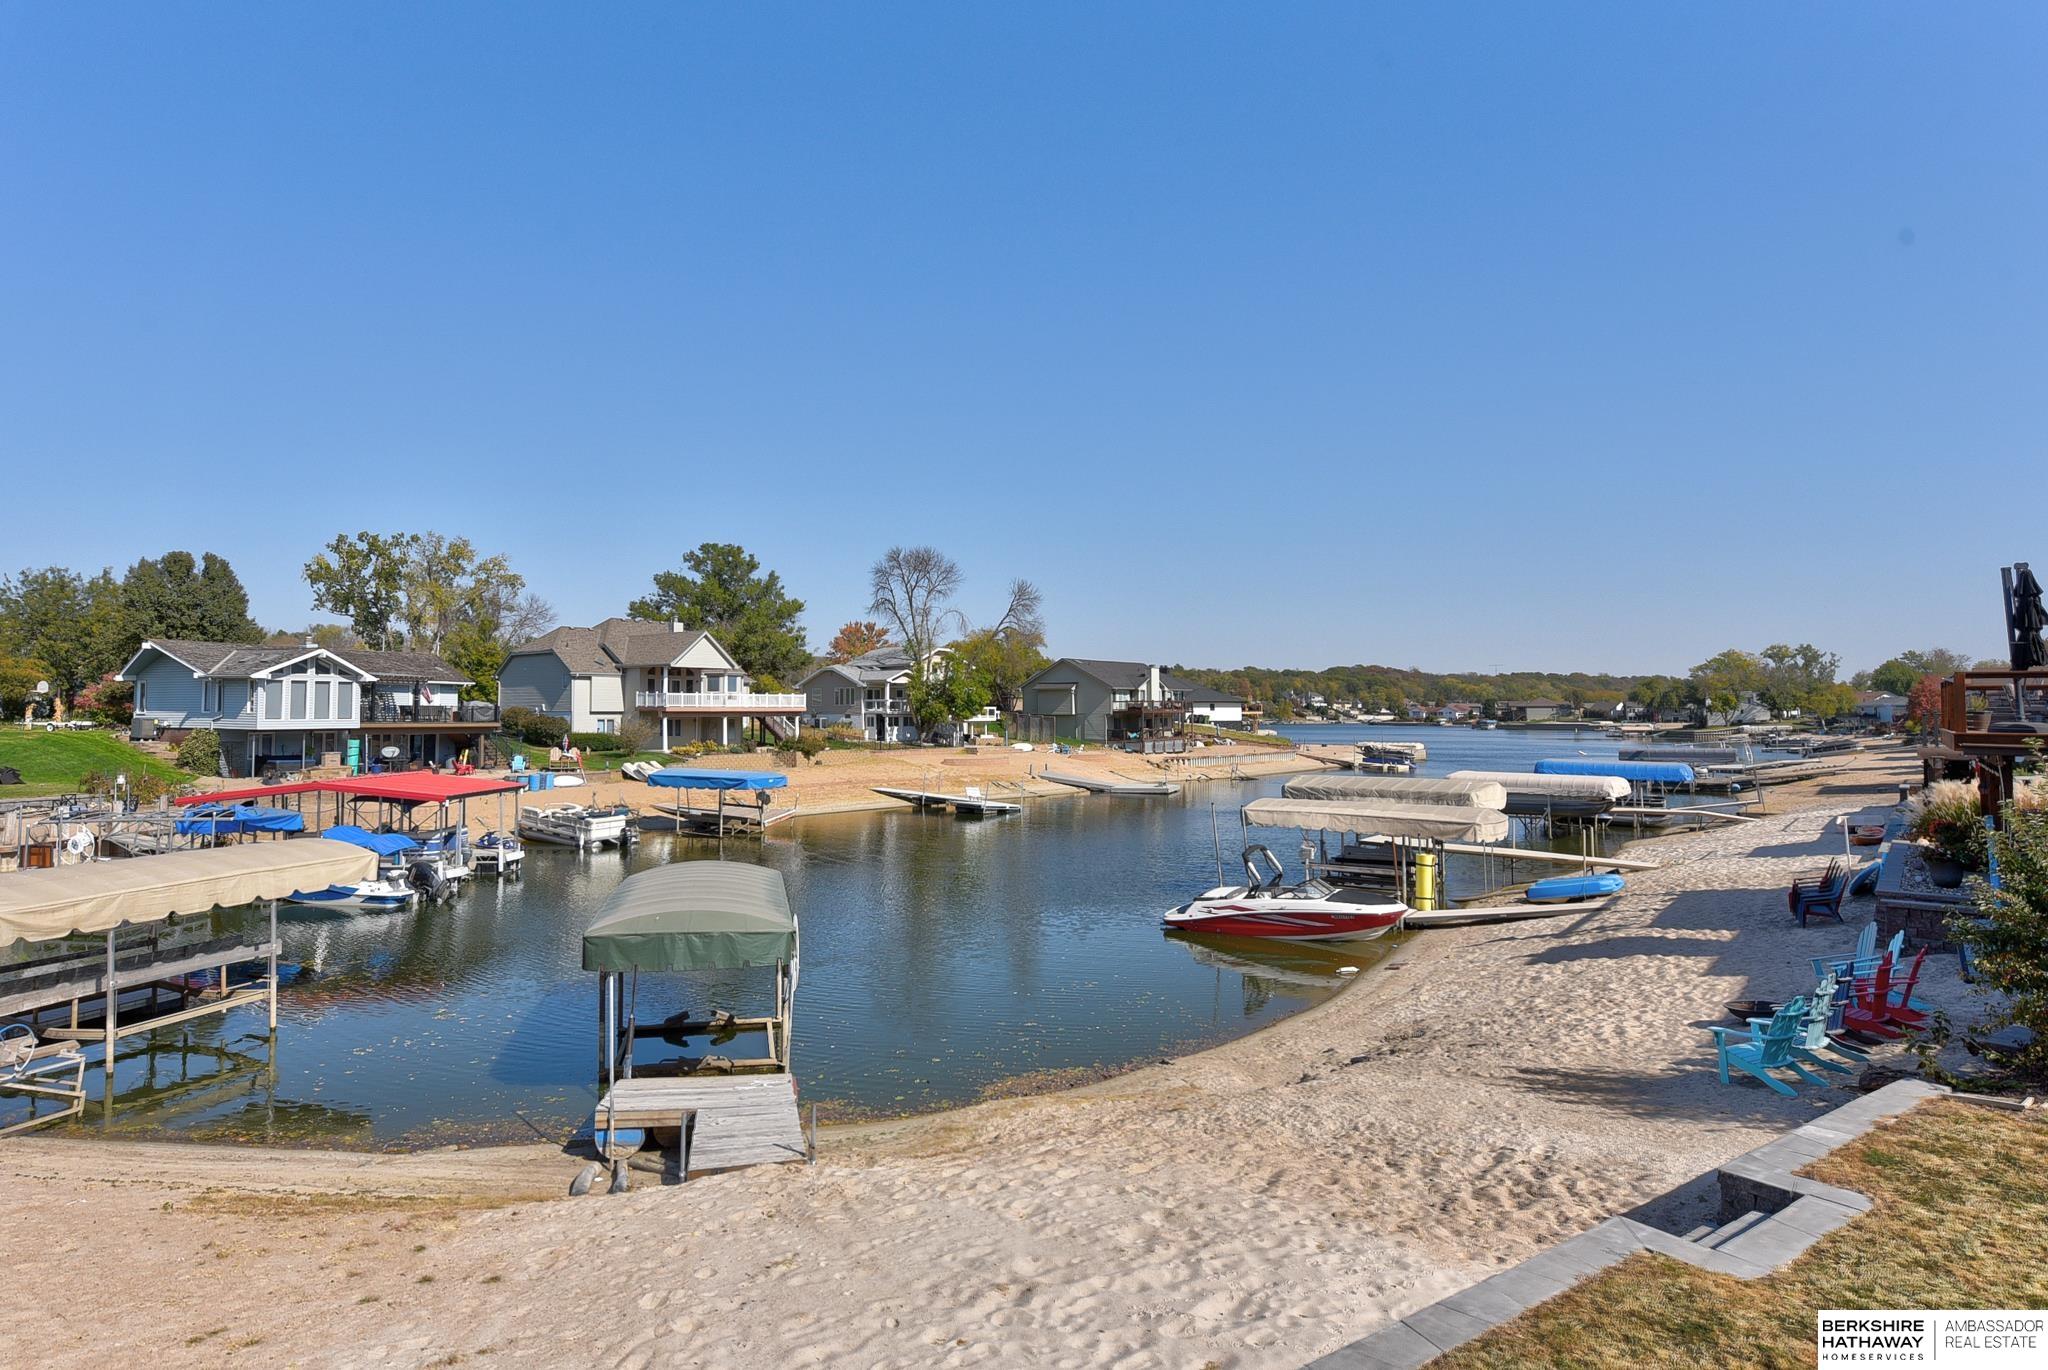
[126,639,470,685]
[505,617,736,675]
[798,644,943,689]
[1029,658,1234,701]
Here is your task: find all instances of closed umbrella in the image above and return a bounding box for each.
[2010,563,2046,670]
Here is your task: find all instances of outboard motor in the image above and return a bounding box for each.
[407,860,450,902]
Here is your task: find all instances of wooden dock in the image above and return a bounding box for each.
[1036,769,1179,796]
[595,1073,807,1175]
[871,787,1021,816]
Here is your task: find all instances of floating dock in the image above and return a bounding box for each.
[1036,770,1179,796]
[1403,896,1619,928]
[594,1073,808,1174]
[871,787,1021,816]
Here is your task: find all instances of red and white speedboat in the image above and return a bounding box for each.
[1165,846,1407,941]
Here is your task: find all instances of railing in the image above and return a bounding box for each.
[635,691,807,711]
[1939,668,2048,749]
[364,703,456,724]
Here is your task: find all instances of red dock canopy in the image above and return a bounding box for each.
[176,774,525,807]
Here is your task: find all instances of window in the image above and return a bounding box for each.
[263,682,281,720]
[315,681,332,718]
[290,680,308,719]
[135,680,147,713]
[337,681,354,718]
[201,680,216,713]
[596,718,616,734]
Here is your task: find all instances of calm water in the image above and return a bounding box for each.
[28,725,1640,1149]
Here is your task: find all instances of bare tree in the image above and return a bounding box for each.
[989,579,1044,643]
[869,546,964,667]
[498,591,557,647]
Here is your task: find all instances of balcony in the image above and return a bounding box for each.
[635,691,807,713]
[1937,668,2048,755]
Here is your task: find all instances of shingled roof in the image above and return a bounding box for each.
[506,617,726,673]
[137,639,471,684]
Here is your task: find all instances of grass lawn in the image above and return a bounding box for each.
[1436,1100,2048,1369]
[0,727,193,797]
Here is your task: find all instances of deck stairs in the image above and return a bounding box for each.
[761,715,798,742]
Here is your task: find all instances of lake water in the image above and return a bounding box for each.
[28,725,1638,1149]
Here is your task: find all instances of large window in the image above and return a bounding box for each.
[337,681,354,719]
[264,682,281,720]
[314,681,332,718]
[290,679,308,719]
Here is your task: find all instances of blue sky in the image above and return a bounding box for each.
[3,4,2042,675]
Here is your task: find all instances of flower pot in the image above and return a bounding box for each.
[1926,855,1966,888]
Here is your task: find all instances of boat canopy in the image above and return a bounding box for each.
[1284,775,1508,811]
[582,862,797,973]
[1444,770,1633,802]
[644,768,789,792]
[319,825,421,858]
[174,774,524,807]
[1242,797,1511,843]
[0,839,378,946]
[172,804,306,836]
[1357,741,1427,762]
[1534,758,1695,784]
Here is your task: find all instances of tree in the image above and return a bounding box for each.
[118,550,263,655]
[0,651,50,718]
[908,656,992,735]
[1906,674,1945,732]
[0,566,128,710]
[1688,649,1768,717]
[304,532,410,649]
[1951,804,2048,1079]
[826,621,891,663]
[628,543,809,686]
[1868,648,1973,697]
[868,547,964,674]
[266,623,365,651]
[953,577,1050,711]
[1805,681,1860,721]
[1758,642,1843,716]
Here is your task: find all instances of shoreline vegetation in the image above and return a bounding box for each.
[3,745,1975,1369]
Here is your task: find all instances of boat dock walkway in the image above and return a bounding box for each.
[871,787,1021,816]
[1608,804,1760,826]
[595,1073,807,1175]
[1035,769,1180,796]
[1404,896,1619,928]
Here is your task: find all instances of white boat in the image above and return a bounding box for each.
[519,803,633,850]
[1165,846,1407,941]
[286,879,417,913]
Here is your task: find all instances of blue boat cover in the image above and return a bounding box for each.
[644,768,788,791]
[1534,758,1695,784]
[173,804,307,836]
[320,824,421,857]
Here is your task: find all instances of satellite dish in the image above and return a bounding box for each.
[380,746,402,759]
[34,680,50,695]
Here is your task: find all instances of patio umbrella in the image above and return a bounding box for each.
[2011,563,2046,670]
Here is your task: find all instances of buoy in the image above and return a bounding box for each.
[1337,966,1359,976]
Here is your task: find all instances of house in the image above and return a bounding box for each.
[1498,699,1572,723]
[498,617,804,749]
[797,646,933,743]
[1180,683,1247,728]
[1012,658,1225,751]
[1854,690,1908,725]
[119,638,494,777]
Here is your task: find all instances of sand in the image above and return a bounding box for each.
[2,745,1975,1368]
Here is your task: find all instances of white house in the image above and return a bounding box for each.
[498,617,803,748]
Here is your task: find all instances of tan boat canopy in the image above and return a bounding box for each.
[1444,770,1633,802]
[1284,774,1508,811]
[1242,797,1512,843]
[0,838,378,946]
[583,862,797,973]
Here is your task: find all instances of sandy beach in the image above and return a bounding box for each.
[1,746,1959,1369]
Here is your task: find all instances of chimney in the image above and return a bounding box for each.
[1148,665,1162,701]
[672,619,686,634]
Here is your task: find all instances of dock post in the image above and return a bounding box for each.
[103,930,118,1080]
[267,899,279,1031]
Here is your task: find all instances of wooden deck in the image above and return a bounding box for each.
[595,1073,807,1174]
[871,787,1021,816]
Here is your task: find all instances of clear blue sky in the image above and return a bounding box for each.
[4,4,2042,676]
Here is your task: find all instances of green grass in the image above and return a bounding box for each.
[0,727,192,796]
[1436,1100,2048,1369]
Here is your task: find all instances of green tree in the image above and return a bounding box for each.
[1952,804,2048,1078]
[908,657,993,735]
[118,550,263,655]
[304,532,410,649]
[1758,642,1843,715]
[0,566,128,709]
[629,543,810,685]
[1688,648,1768,717]
[0,651,50,718]
[1868,648,1973,697]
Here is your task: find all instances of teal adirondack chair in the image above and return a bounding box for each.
[1789,974,1855,1077]
[1708,998,1818,1096]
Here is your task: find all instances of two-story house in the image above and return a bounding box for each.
[797,646,925,742]
[498,617,804,749]
[119,639,492,777]
[1012,658,1241,750]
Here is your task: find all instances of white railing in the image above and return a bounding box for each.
[635,691,807,711]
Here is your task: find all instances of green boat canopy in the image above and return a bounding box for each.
[582,862,797,973]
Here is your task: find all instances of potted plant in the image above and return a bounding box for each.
[1908,780,1986,887]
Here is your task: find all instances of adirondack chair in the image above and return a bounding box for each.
[1811,925,1892,984]
[1788,976,1855,1078]
[1709,999,1818,1096]
[1788,859,1848,925]
[1818,973,1871,1064]
[1870,947,1931,1030]
[1841,952,1917,1039]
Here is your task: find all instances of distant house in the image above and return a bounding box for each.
[797,645,939,743]
[498,617,803,749]
[1180,684,1247,728]
[1854,690,1908,725]
[1014,658,1228,750]
[1498,699,1572,723]
[119,638,491,777]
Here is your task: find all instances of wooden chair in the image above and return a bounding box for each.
[1709,1000,1818,1096]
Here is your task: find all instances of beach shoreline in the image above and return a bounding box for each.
[0,745,1949,1369]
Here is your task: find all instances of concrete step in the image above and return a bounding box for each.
[1695,1209,1770,1249]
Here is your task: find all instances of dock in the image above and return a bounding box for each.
[649,801,796,835]
[594,1073,808,1174]
[1036,769,1179,796]
[872,787,1021,816]
[1403,896,1619,928]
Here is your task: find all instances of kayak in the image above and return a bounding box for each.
[1525,873,1626,904]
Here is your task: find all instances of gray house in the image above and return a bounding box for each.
[119,639,489,777]
[1013,658,1228,750]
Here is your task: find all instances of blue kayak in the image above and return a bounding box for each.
[1525,873,1626,904]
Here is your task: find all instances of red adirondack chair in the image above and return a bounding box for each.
[1843,951,1924,1038]
[1873,947,1930,1030]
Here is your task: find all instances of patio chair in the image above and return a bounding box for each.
[0,1023,88,1137]
[1708,999,1817,1096]
[1788,975,1855,1078]
[1788,859,1848,925]
[1868,947,1932,1030]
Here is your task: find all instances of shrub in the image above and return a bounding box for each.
[778,731,828,764]
[175,729,222,775]
[824,724,866,743]
[567,731,630,754]
[1908,779,1987,869]
[79,769,113,795]
[1951,803,2048,1081]
[75,673,134,726]
[500,707,569,748]
[618,718,656,754]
